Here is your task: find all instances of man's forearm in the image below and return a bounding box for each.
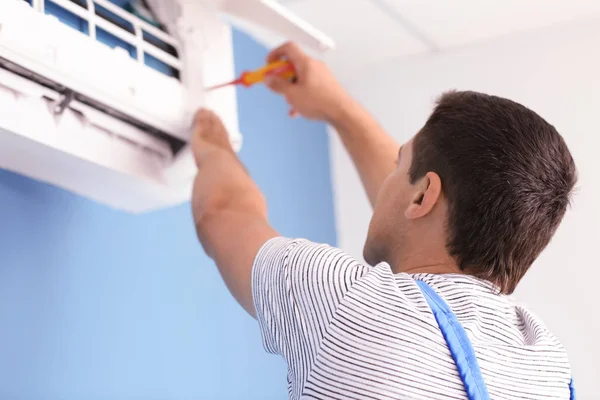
[192,147,278,316]
[328,97,400,207]
[192,149,266,233]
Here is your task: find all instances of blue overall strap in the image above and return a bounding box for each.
[569,378,576,399]
[415,280,491,400]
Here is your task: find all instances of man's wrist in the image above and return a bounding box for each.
[194,141,242,169]
[194,142,223,168]
[326,95,361,132]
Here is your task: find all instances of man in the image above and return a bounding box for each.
[191,42,577,399]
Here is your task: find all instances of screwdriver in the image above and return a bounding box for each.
[206,60,296,91]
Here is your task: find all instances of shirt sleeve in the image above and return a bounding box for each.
[251,237,371,390]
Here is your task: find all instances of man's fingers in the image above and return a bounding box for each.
[193,108,215,130]
[264,75,293,94]
[192,108,233,148]
[194,108,227,134]
[192,109,212,145]
[266,41,305,66]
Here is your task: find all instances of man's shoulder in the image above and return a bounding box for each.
[333,265,437,317]
[253,237,374,282]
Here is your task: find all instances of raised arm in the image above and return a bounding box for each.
[190,109,278,317]
[264,42,400,207]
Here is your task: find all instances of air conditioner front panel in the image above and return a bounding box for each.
[0,0,190,142]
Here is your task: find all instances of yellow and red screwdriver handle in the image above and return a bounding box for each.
[206,60,296,91]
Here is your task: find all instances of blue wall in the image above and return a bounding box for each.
[0,31,337,399]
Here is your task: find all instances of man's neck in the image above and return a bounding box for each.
[400,263,463,275]
[387,249,461,275]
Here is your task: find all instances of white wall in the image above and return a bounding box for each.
[330,20,600,398]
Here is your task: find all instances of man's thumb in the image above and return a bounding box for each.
[264,75,292,94]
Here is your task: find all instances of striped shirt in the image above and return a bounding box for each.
[251,237,573,400]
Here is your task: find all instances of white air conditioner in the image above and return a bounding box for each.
[0,0,334,212]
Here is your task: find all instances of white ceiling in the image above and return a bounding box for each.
[275,0,600,81]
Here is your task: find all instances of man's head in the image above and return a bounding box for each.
[364,90,577,293]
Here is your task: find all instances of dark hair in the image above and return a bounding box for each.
[409,91,577,294]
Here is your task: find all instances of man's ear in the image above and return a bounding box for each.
[404,172,442,219]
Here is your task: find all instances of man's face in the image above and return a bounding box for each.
[363,137,415,266]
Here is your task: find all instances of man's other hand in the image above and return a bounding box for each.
[264,42,351,122]
[191,108,234,167]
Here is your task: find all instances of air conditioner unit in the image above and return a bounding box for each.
[0,0,334,212]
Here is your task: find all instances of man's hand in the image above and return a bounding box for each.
[190,108,278,317]
[264,42,352,122]
[190,108,246,218]
[191,108,235,167]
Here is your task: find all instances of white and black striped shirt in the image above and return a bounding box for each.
[252,237,572,399]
